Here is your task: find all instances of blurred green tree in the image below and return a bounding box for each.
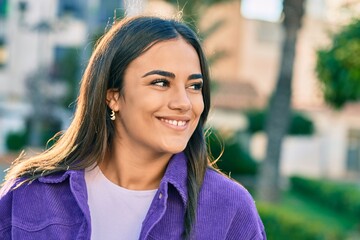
[54,48,81,109]
[164,0,233,29]
[257,0,306,203]
[207,129,258,176]
[316,18,360,109]
[246,110,314,135]
[6,131,28,152]
[164,0,233,64]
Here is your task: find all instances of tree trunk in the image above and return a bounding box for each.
[257,0,305,202]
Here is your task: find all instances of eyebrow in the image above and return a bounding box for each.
[188,73,203,80]
[142,70,203,81]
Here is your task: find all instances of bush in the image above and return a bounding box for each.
[5,118,61,151]
[290,176,360,218]
[245,110,314,135]
[258,202,346,240]
[207,129,257,175]
[288,114,314,135]
[6,131,28,151]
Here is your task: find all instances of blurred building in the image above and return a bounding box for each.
[244,0,360,180]
[0,0,124,155]
[204,0,360,180]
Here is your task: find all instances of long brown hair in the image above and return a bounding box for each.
[4,16,211,239]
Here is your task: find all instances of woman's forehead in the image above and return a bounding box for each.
[127,38,200,72]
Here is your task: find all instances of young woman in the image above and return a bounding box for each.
[0,16,266,240]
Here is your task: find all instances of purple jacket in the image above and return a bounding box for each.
[0,153,266,239]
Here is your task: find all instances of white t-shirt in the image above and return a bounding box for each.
[85,166,157,240]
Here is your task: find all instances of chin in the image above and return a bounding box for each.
[162,143,188,154]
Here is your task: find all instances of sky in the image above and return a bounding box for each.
[241,0,283,22]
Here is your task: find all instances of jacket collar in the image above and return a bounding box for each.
[160,152,188,205]
[37,152,189,204]
[38,170,73,183]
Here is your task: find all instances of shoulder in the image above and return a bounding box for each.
[0,180,16,230]
[0,170,86,232]
[198,168,266,239]
[201,167,254,205]
[0,171,74,214]
[0,170,86,204]
[0,171,73,202]
[0,170,90,239]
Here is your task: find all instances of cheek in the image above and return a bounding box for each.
[192,96,204,117]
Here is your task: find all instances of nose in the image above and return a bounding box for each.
[168,87,191,112]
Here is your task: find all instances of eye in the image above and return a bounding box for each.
[151,79,170,88]
[188,82,203,91]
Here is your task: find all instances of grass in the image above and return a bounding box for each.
[256,190,360,239]
[281,191,358,232]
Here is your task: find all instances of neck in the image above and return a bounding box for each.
[99,141,172,190]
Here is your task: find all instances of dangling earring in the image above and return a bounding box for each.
[110,110,116,121]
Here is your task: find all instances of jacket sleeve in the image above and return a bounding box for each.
[225,198,266,240]
[0,182,14,240]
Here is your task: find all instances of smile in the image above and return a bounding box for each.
[159,118,188,127]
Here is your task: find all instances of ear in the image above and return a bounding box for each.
[106,89,121,111]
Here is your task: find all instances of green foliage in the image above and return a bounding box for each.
[6,130,28,151]
[257,202,347,240]
[316,18,360,108]
[54,48,80,108]
[207,129,257,175]
[0,0,8,17]
[290,176,360,219]
[5,119,60,151]
[245,110,314,135]
[164,0,232,28]
[246,111,265,133]
[288,113,314,135]
[164,0,232,65]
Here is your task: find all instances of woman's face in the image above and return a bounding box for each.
[111,38,204,156]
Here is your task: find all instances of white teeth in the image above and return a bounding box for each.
[179,121,186,126]
[161,118,186,127]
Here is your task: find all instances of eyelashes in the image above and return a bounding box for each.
[188,82,203,90]
[151,79,170,88]
[150,79,203,91]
